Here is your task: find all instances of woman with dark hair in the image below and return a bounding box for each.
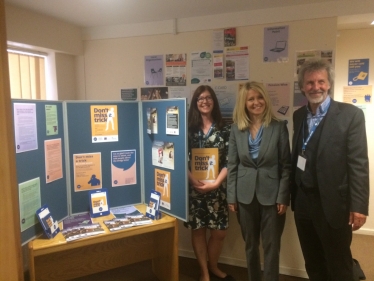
[184,85,234,281]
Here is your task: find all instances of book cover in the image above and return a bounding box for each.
[191,148,219,183]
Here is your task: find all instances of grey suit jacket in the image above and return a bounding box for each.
[227,119,291,206]
[290,99,369,228]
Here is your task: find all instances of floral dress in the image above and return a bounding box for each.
[184,124,231,230]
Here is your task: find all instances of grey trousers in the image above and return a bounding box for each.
[238,197,286,281]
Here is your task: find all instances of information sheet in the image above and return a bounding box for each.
[111,149,137,187]
[19,178,41,231]
[13,103,38,153]
[44,138,63,183]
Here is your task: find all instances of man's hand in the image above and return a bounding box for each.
[349,212,366,231]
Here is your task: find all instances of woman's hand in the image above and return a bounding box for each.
[228,203,237,213]
[193,181,218,193]
[277,204,287,215]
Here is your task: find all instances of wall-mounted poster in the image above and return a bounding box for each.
[263,25,289,63]
[348,59,369,86]
[90,105,118,143]
[165,54,187,86]
[191,51,212,84]
[144,55,163,86]
[224,27,236,47]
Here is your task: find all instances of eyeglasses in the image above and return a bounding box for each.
[197,96,213,103]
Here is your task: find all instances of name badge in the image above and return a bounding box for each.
[297,155,306,171]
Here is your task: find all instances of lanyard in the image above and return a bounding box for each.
[302,121,319,155]
[301,99,331,155]
[198,123,214,148]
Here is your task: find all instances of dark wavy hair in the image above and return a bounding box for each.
[188,85,224,136]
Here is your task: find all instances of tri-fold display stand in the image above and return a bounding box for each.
[12,99,188,244]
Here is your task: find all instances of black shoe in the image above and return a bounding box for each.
[209,271,236,281]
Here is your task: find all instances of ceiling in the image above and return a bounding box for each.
[4,0,374,29]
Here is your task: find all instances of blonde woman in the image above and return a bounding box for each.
[227,82,291,281]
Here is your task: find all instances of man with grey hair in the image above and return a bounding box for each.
[290,59,369,280]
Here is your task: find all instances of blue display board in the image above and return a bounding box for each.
[65,101,142,214]
[142,99,188,221]
[15,99,188,244]
[12,100,68,245]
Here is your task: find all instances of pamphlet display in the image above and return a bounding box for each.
[36,204,60,239]
[15,99,188,244]
[89,188,110,218]
[146,190,161,220]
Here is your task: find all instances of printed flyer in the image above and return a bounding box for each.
[155,169,171,209]
[152,140,175,170]
[44,138,63,183]
[111,149,137,187]
[45,104,58,136]
[73,153,102,192]
[90,105,118,143]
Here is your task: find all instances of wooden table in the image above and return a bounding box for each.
[28,205,178,281]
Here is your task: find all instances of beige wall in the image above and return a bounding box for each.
[80,17,337,278]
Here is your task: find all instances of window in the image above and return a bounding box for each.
[8,49,47,100]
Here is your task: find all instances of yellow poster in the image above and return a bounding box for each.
[343,86,372,105]
[155,168,171,210]
[191,148,219,183]
[44,138,63,183]
[90,105,118,143]
[74,153,102,192]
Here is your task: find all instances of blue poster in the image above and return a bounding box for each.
[348,59,369,86]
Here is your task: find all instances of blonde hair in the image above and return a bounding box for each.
[233,81,277,131]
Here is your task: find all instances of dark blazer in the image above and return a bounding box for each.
[290,99,369,229]
[227,119,291,206]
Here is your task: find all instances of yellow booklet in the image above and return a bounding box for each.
[191,148,219,183]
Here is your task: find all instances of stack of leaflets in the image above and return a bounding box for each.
[103,218,134,232]
[62,212,104,242]
[110,205,143,219]
[61,223,105,242]
[128,215,153,226]
[103,215,152,232]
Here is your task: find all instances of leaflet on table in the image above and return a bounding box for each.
[146,189,161,219]
[103,218,134,231]
[89,188,110,218]
[61,223,105,242]
[111,205,143,218]
[62,212,92,229]
[191,148,219,183]
[103,215,153,232]
[36,204,60,239]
